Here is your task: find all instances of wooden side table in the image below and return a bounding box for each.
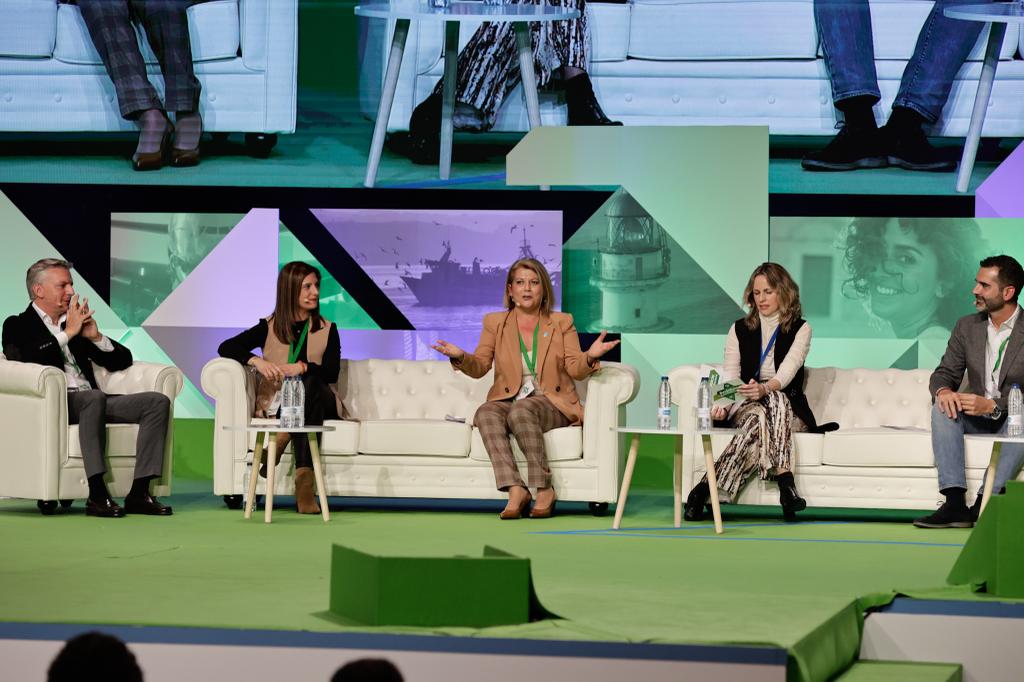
[225,425,334,523]
[611,426,738,534]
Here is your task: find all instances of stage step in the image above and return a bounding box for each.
[836,660,962,681]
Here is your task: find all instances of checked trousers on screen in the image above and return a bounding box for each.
[475,396,571,490]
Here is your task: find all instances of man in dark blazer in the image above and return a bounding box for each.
[2,259,172,518]
[916,255,1024,528]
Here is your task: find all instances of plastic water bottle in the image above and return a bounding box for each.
[280,376,294,428]
[696,377,712,432]
[293,375,305,429]
[1008,384,1023,437]
[657,376,672,430]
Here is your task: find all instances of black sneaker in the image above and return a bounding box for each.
[913,501,973,529]
[801,125,888,171]
[883,123,956,172]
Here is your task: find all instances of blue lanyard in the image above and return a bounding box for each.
[756,328,780,380]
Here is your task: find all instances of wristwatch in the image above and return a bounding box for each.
[989,404,1004,420]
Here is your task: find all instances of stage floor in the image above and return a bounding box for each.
[0,487,1006,679]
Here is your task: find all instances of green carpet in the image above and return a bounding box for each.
[0,488,974,681]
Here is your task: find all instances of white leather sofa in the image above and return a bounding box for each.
[201,357,640,509]
[359,0,1024,137]
[670,364,1024,511]
[0,356,183,508]
[0,0,297,154]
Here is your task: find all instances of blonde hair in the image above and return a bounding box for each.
[503,258,554,316]
[742,262,802,333]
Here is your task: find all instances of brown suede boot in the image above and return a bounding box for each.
[294,467,321,514]
[260,432,291,478]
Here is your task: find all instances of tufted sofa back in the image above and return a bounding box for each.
[805,367,933,430]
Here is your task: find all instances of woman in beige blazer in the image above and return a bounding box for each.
[433,257,618,519]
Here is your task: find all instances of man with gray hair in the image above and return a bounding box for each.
[1,259,172,517]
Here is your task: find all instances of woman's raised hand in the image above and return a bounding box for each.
[431,340,465,361]
[585,330,620,361]
[249,356,285,381]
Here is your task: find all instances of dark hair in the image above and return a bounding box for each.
[48,632,143,682]
[504,258,555,316]
[742,262,802,333]
[272,261,323,344]
[842,217,983,329]
[331,658,403,682]
[980,255,1024,303]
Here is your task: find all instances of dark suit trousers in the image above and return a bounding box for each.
[289,374,340,470]
[68,390,170,479]
[76,0,200,118]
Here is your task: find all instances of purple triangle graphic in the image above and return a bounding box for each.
[143,209,279,328]
[976,142,1024,217]
[143,326,247,399]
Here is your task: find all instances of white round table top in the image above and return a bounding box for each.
[613,426,740,436]
[355,1,580,22]
[224,424,336,434]
[963,433,1024,443]
[945,4,1024,23]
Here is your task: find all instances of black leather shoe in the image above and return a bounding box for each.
[913,501,973,529]
[970,495,982,523]
[386,131,440,165]
[683,482,711,522]
[37,500,58,516]
[86,496,126,518]
[802,125,888,171]
[778,481,806,523]
[882,122,956,172]
[565,73,622,126]
[124,494,173,516]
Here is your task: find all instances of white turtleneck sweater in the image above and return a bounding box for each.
[722,312,812,390]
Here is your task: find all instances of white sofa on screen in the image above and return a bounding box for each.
[0,356,183,511]
[0,0,297,155]
[358,0,1024,138]
[670,364,1024,511]
[201,357,640,511]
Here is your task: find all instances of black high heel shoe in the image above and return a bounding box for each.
[778,477,806,522]
[565,73,622,126]
[683,481,712,522]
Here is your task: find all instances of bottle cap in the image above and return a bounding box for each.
[1014,383,1021,389]
[661,375,668,380]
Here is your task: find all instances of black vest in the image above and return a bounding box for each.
[734,317,820,432]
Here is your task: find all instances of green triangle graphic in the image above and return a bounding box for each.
[278,225,380,330]
[890,342,920,370]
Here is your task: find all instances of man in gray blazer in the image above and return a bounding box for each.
[916,255,1024,528]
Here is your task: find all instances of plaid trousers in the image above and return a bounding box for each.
[429,0,589,129]
[475,395,571,490]
[76,0,201,118]
[700,390,795,498]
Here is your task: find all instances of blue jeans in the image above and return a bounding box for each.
[931,402,1024,495]
[814,0,994,123]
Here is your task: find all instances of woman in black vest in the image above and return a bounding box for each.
[685,263,830,523]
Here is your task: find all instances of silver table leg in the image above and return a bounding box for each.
[440,21,460,180]
[956,22,1005,194]
[364,19,411,188]
[513,22,549,191]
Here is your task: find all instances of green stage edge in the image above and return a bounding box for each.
[835,661,962,682]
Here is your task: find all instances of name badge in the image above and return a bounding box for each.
[515,378,536,401]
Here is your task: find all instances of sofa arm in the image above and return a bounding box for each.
[240,0,298,133]
[0,360,69,500]
[201,357,254,494]
[93,362,184,400]
[581,361,640,502]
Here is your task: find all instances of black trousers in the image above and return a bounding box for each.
[290,374,339,469]
[75,0,201,118]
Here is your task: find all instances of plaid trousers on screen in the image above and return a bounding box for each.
[75,0,201,118]
[700,391,795,498]
[428,0,589,129]
[475,395,571,490]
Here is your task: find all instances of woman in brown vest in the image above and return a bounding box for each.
[431,258,619,519]
[218,262,342,514]
[684,263,833,523]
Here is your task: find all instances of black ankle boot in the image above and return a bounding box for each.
[565,73,622,126]
[410,91,442,137]
[684,481,711,522]
[777,474,806,522]
[386,91,443,165]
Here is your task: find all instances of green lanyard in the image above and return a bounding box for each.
[992,335,1010,384]
[288,319,310,364]
[518,324,540,376]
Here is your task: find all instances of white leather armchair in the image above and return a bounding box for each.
[0,356,183,511]
[202,357,640,511]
